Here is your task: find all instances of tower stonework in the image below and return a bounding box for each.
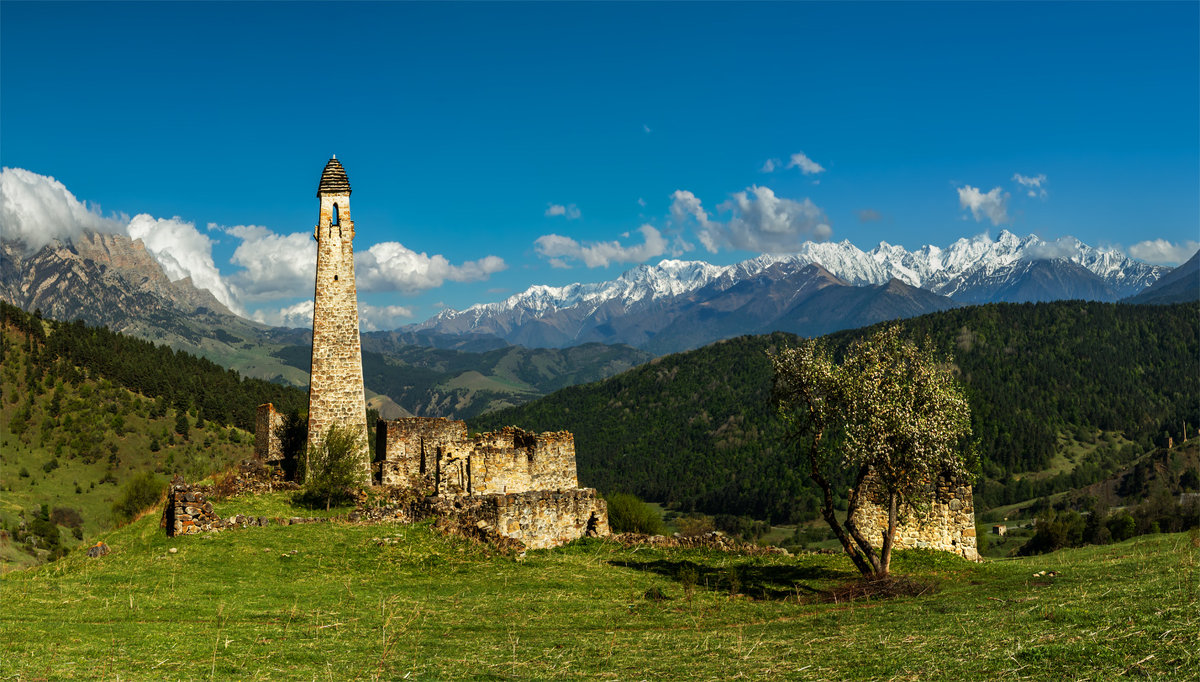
[306,156,370,482]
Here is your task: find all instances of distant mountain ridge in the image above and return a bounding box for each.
[409,231,1169,352]
[1125,249,1200,305]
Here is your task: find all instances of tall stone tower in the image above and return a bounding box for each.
[306,155,370,483]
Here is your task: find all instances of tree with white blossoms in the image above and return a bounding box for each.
[770,325,975,578]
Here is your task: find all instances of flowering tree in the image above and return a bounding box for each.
[770,325,974,577]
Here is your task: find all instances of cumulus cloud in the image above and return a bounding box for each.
[1128,239,1200,266]
[857,209,882,223]
[672,186,831,254]
[957,185,1010,225]
[545,203,581,220]
[251,300,314,328]
[534,224,667,268]
[126,214,242,313]
[760,158,780,173]
[1013,173,1048,198]
[1023,236,1082,261]
[218,224,316,301]
[359,304,416,331]
[356,241,506,294]
[787,152,825,175]
[0,167,125,251]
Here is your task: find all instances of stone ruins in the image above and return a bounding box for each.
[248,158,609,550]
[374,418,608,548]
[851,474,978,560]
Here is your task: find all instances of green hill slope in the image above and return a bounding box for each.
[471,302,1199,520]
[0,302,309,569]
[2,507,1194,679]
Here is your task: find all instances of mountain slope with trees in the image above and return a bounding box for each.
[471,302,1198,521]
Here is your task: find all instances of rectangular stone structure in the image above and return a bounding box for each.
[376,418,580,495]
[850,474,978,560]
[254,403,284,463]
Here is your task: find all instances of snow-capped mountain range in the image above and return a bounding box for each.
[408,231,1170,352]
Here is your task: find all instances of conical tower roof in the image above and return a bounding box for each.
[317,155,351,197]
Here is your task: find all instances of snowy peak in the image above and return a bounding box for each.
[412,231,1169,345]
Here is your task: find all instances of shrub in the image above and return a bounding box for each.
[604,492,664,535]
[296,425,364,511]
[112,472,165,522]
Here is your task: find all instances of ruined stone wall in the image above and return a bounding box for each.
[850,474,978,560]
[491,489,608,549]
[377,418,468,486]
[415,489,609,550]
[531,432,578,490]
[377,420,580,495]
[254,403,284,463]
[306,187,369,482]
[163,478,221,536]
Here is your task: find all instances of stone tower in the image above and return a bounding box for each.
[306,155,370,482]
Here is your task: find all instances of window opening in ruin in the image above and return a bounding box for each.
[332,203,340,226]
[334,275,339,281]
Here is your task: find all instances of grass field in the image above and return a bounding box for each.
[2,496,1196,681]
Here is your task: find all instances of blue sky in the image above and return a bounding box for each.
[2,2,1197,327]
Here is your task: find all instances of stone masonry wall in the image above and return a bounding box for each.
[850,474,978,560]
[306,186,369,483]
[376,418,468,486]
[491,489,608,549]
[163,478,222,536]
[377,419,579,494]
[254,403,284,463]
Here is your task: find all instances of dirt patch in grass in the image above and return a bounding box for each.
[823,574,940,603]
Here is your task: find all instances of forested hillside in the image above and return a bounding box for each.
[0,303,283,569]
[0,302,307,432]
[471,302,1198,520]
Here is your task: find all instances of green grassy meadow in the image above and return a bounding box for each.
[2,500,1196,680]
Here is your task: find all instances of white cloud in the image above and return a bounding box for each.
[218,224,316,301]
[957,185,1010,225]
[760,158,780,173]
[359,304,415,331]
[356,241,506,294]
[252,300,416,331]
[787,152,825,175]
[126,214,242,313]
[1128,239,1200,266]
[251,300,314,328]
[637,197,646,207]
[672,186,832,254]
[643,124,652,134]
[545,203,581,220]
[0,167,125,251]
[534,224,667,268]
[1023,236,1082,261]
[858,209,882,222]
[1013,173,1048,198]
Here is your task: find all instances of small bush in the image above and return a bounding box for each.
[604,492,664,535]
[112,472,165,522]
[295,425,364,511]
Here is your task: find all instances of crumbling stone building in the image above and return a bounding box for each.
[306,156,370,482]
[376,417,608,548]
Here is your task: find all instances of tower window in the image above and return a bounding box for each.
[334,275,339,281]
[332,203,340,226]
